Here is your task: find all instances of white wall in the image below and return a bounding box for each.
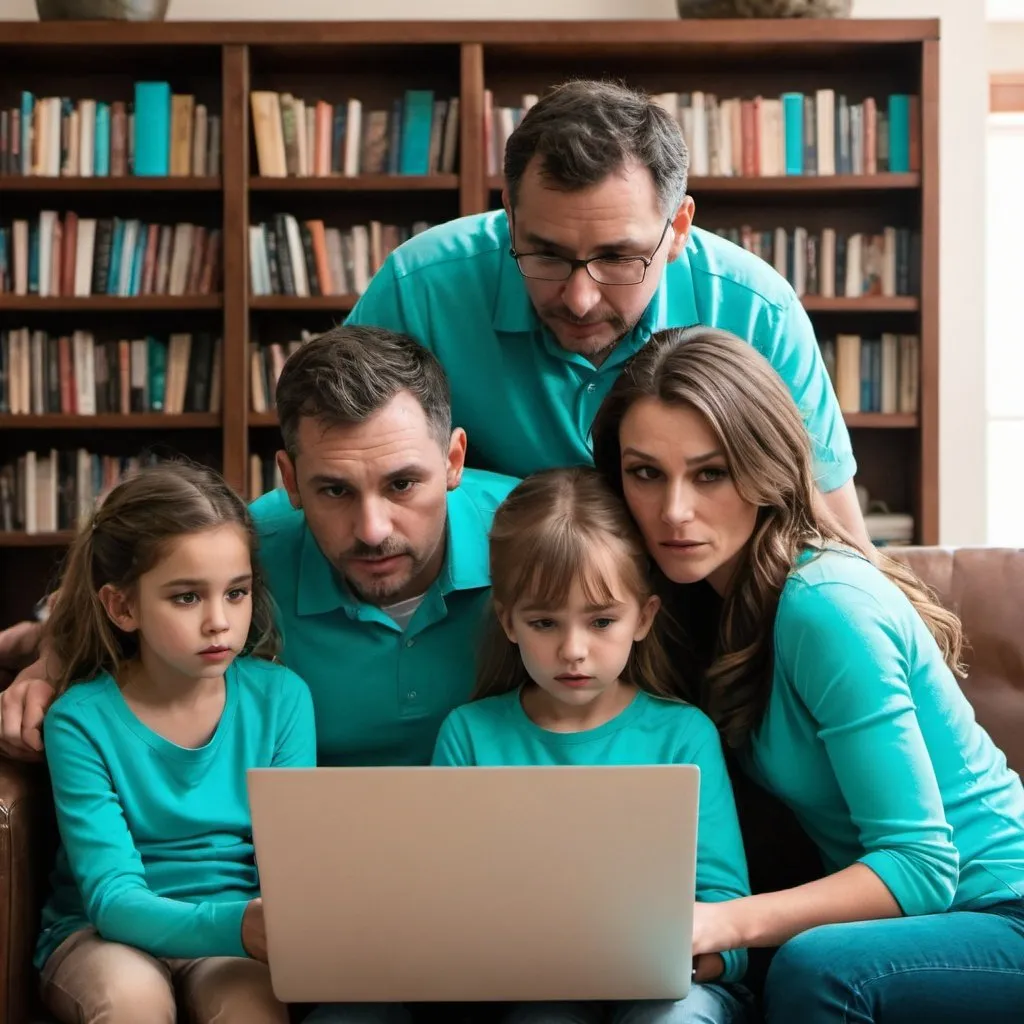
[990,21,1024,70]
[0,0,989,546]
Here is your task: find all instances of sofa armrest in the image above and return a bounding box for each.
[0,756,54,1024]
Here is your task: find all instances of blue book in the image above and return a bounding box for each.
[399,90,434,175]
[387,97,404,173]
[133,81,171,176]
[781,93,804,176]
[888,94,911,173]
[331,105,346,174]
[148,336,167,411]
[20,92,33,175]
[106,218,124,295]
[94,102,111,177]
[28,222,39,295]
[129,223,148,295]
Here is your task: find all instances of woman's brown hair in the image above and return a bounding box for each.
[591,325,965,748]
[474,465,675,701]
[44,460,279,694]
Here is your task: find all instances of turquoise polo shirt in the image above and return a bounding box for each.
[250,468,518,767]
[346,210,854,491]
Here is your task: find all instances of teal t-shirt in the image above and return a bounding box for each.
[346,210,854,492]
[251,468,518,766]
[745,547,1024,917]
[35,657,316,968]
[432,689,750,983]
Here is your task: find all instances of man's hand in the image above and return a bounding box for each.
[0,662,56,761]
[0,620,43,680]
[241,898,268,962]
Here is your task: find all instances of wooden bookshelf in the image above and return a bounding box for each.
[249,174,459,191]
[0,176,223,191]
[0,19,940,633]
[0,296,222,311]
[0,413,220,429]
[489,173,922,193]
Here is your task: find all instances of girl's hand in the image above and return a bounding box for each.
[692,899,743,956]
[242,898,268,962]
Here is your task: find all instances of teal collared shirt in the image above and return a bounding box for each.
[250,468,518,766]
[346,209,854,491]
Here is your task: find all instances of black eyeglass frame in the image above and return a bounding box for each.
[507,214,675,286]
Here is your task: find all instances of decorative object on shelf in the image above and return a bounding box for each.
[677,0,851,16]
[35,0,169,20]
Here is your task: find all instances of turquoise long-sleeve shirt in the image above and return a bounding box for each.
[744,547,1024,917]
[35,657,316,969]
[432,689,751,983]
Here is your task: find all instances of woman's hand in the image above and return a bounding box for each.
[692,899,744,956]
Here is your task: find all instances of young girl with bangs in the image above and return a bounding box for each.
[431,465,753,1024]
[32,461,316,1024]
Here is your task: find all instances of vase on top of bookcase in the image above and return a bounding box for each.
[676,0,851,15]
[35,0,169,19]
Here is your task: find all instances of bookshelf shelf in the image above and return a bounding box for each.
[250,412,278,426]
[0,296,222,311]
[487,173,922,194]
[0,414,220,429]
[802,296,920,313]
[250,295,358,310]
[0,176,222,192]
[0,531,75,548]
[845,413,918,429]
[249,174,459,191]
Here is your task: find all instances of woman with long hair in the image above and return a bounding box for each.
[591,325,1024,1023]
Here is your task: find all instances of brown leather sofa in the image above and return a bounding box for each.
[0,547,1022,1024]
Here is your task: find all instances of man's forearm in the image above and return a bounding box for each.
[0,620,45,677]
[818,479,874,553]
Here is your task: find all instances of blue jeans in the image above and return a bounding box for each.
[499,983,753,1024]
[303,1005,412,1024]
[302,985,751,1024]
[763,898,1024,1023]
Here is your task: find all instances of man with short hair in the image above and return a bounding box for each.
[0,326,518,770]
[346,79,869,547]
[256,324,517,765]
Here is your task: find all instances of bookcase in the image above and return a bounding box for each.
[0,18,939,626]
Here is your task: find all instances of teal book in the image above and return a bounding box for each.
[147,336,167,411]
[399,90,434,175]
[129,223,148,296]
[94,102,111,177]
[133,82,171,176]
[888,94,910,173]
[782,92,804,176]
[105,218,124,295]
[20,92,33,175]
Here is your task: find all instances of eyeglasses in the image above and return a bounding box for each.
[508,217,673,286]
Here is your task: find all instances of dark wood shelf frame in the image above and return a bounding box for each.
[0,414,220,429]
[0,296,222,311]
[0,176,222,191]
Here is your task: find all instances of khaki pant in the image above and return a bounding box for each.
[39,927,290,1024]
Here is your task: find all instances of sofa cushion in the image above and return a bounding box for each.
[893,547,1024,775]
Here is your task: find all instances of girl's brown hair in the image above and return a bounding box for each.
[591,325,965,748]
[474,465,675,701]
[45,460,279,693]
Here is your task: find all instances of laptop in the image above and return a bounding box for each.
[248,764,699,1004]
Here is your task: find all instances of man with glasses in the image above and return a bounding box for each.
[346,78,869,545]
